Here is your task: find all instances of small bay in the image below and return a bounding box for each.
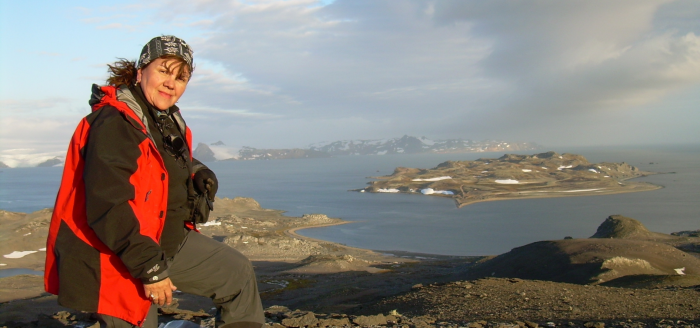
[1,144,698,256]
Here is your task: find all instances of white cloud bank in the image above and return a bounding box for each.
[3,0,700,155]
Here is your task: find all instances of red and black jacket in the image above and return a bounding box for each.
[44,85,194,326]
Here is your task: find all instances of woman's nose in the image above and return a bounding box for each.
[163,76,175,89]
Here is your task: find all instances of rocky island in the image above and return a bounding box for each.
[357,151,661,207]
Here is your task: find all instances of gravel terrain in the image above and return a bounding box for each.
[1,200,699,328]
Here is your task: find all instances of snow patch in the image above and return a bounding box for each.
[201,220,221,227]
[420,188,453,195]
[495,179,520,184]
[557,165,573,170]
[4,251,38,259]
[412,176,452,182]
[377,188,400,193]
[589,169,599,173]
[522,169,531,172]
[675,267,686,275]
[209,145,240,160]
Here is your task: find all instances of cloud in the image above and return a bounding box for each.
[11,0,696,154]
[432,0,700,110]
[0,116,81,153]
[166,0,491,122]
[0,98,74,113]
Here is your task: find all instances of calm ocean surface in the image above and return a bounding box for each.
[1,144,698,256]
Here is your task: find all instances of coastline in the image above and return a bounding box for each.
[455,181,663,208]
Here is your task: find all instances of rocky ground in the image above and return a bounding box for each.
[1,200,699,328]
[358,151,662,208]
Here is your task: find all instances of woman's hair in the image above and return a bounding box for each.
[106,55,194,86]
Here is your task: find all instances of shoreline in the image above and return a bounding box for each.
[455,182,663,208]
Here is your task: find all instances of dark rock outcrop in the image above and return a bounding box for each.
[193,143,217,162]
[0,161,8,168]
[37,157,62,167]
[672,230,700,237]
[590,215,652,239]
[590,215,673,240]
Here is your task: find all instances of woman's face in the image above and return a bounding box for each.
[137,58,190,110]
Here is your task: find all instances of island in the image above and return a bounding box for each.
[356,151,661,207]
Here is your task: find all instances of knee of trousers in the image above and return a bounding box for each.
[209,248,256,300]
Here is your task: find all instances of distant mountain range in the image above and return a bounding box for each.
[193,136,540,162]
[2,136,540,167]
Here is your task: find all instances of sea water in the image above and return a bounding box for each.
[1,144,698,256]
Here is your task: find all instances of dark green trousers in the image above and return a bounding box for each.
[97,230,265,328]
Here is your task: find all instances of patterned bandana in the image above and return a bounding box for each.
[137,35,194,70]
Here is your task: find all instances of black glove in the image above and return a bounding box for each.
[193,168,218,201]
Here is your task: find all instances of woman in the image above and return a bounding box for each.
[44,36,265,328]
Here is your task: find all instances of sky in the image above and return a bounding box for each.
[2,0,700,162]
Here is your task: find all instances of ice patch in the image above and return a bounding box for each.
[495,179,519,184]
[421,188,453,195]
[4,251,38,259]
[377,188,400,193]
[412,176,452,182]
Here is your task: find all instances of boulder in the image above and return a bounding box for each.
[352,314,387,326]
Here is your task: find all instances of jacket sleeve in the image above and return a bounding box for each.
[191,157,208,173]
[83,108,168,284]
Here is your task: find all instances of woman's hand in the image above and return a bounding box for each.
[143,277,177,306]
